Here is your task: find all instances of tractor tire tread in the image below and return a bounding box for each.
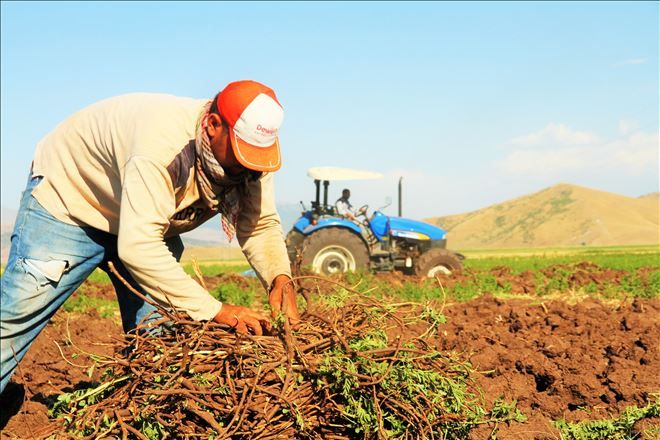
[300,228,369,274]
[415,248,463,277]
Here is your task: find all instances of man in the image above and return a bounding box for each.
[0,80,300,395]
[335,189,365,221]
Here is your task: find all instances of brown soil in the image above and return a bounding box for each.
[1,289,122,439]
[437,294,660,439]
[2,276,659,439]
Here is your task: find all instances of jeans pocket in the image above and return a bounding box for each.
[22,258,68,283]
[10,257,70,312]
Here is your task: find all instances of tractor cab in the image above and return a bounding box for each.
[305,166,383,220]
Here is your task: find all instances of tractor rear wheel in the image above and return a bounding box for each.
[415,249,462,277]
[300,228,369,275]
[285,230,305,273]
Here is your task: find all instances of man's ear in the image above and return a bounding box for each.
[206,113,223,138]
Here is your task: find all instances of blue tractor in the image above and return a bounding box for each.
[286,167,464,277]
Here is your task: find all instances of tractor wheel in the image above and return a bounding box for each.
[285,230,305,254]
[285,230,305,273]
[300,228,369,275]
[415,249,462,277]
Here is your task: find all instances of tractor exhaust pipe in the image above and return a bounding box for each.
[323,180,329,208]
[398,177,403,217]
[314,179,320,211]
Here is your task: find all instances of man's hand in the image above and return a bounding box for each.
[269,275,301,326]
[213,303,271,336]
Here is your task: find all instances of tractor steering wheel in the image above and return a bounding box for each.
[357,204,369,217]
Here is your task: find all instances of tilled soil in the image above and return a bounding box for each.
[1,307,122,439]
[1,279,659,439]
[437,295,660,439]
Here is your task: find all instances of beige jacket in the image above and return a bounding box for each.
[31,93,291,321]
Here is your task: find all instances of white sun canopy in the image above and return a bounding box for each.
[307,167,384,181]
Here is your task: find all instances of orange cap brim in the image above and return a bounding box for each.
[230,130,282,172]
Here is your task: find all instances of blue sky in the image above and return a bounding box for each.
[1,1,658,220]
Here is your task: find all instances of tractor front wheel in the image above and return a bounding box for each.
[415,249,462,277]
[300,228,369,276]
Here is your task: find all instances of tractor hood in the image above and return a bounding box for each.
[389,216,446,241]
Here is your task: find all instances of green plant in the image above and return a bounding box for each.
[62,294,118,318]
[50,375,130,420]
[318,287,353,308]
[86,269,112,285]
[647,270,660,298]
[386,281,438,302]
[318,332,526,438]
[554,395,659,440]
[464,250,660,273]
[450,281,482,302]
[182,263,251,277]
[137,417,166,440]
[210,282,255,307]
[419,304,447,329]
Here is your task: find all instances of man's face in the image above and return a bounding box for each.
[343,190,351,199]
[207,114,247,176]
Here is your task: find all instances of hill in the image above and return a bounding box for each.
[638,191,659,201]
[425,184,659,249]
[3,187,657,260]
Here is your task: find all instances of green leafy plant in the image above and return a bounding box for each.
[554,395,659,440]
[62,294,118,318]
[210,282,255,307]
[318,331,526,438]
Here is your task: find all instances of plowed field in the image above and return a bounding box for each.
[1,261,659,439]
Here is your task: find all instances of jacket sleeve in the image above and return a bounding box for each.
[236,172,291,289]
[117,156,222,321]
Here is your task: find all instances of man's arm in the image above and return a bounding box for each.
[236,173,300,322]
[236,173,291,287]
[117,156,268,333]
[117,157,221,321]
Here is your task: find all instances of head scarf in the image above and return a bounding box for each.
[194,102,260,242]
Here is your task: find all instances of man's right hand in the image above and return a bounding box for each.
[213,303,271,336]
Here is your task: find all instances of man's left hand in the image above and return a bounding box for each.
[269,275,301,326]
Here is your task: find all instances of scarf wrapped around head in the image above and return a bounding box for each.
[194,102,254,242]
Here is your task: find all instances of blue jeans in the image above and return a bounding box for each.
[0,174,183,394]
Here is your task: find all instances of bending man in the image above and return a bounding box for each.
[1,80,300,395]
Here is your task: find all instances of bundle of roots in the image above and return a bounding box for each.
[45,271,522,439]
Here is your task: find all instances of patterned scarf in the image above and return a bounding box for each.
[194,102,254,242]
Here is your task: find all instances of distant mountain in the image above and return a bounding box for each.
[638,192,659,201]
[425,184,659,249]
[0,204,303,260]
[180,202,302,247]
[4,183,657,259]
[276,202,305,233]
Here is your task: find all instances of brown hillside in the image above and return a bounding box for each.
[638,191,659,201]
[425,183,660,249]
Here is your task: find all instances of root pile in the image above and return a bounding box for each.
[47,278,524,439]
